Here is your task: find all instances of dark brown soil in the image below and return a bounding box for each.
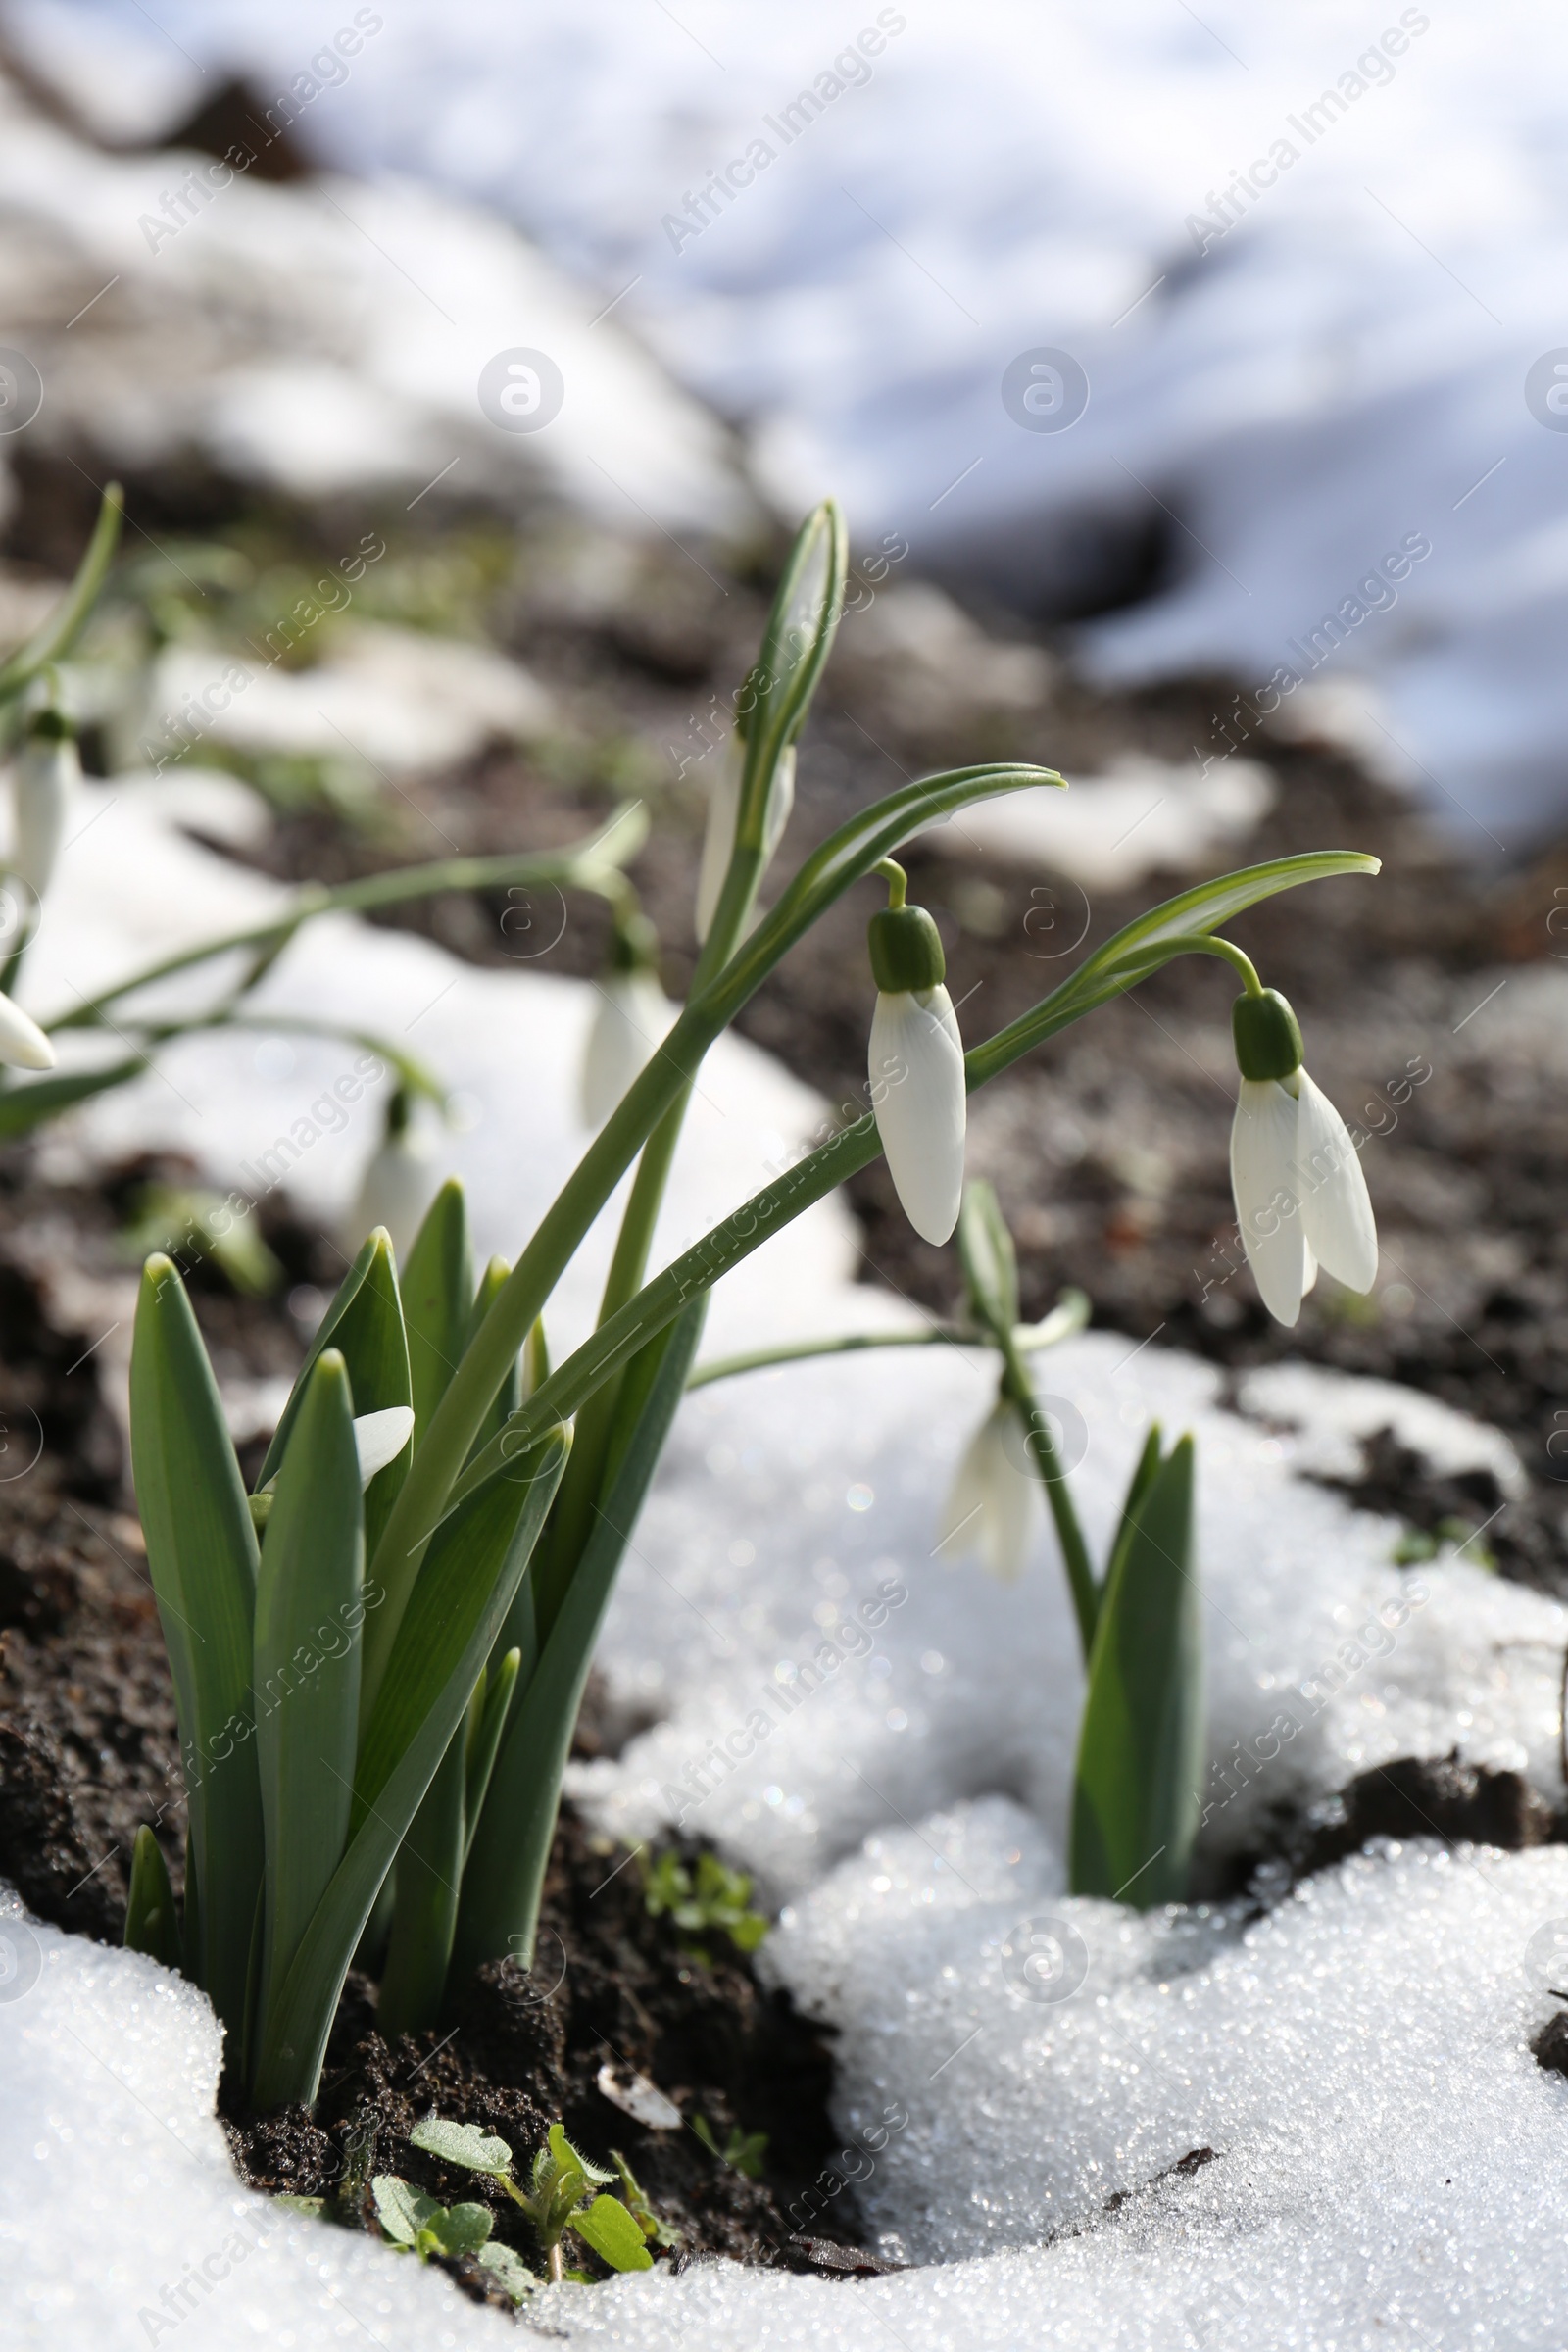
[226,1805,868,2286]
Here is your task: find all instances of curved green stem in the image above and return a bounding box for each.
[46,810,648,1034]
[996,1327,1098,1659]
[1116,931,1264,994]
[688,1292,1090,1388]
[0,483,124,705]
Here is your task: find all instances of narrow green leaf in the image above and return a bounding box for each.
[0,1058,145,1137]
[464,1645,520,1863]
[409,2117,514,2176]
[969,854,1381,1087]
[254,1350,364,2008]
[249,1431,567,2108]
[123,1824,182,1970]
[1070,1436,1203,1907]
[736,500,847,818]
[376,1711,466,2039]
[1102,1424,1163,1597]
[403,1180,473,1444]
[259,1231,412,1575]
[956,1180,1018,1339]
[453,1300,705,1978]
[571,2195,654,2274]
[128,1256,262,2040]
[466,1255,521,1462]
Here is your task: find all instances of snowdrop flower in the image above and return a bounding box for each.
[0,989,54,1071]
[9,711,76,902]
[1229,985,1377,1326]
[694,733,797,944]
[937,1393,1035,1580]
[580,912,672,1128]
[344,1095,437,1258]
[867,868,965,1245]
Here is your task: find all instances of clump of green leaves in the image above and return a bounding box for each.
[642,1847,769,1956]
[690,2115,768,2179]
[408,2116,655,2284]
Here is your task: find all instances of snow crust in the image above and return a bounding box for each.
[25,0,1568,838]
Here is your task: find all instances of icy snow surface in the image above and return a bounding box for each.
[10,785,1568,2344]
[25,0,1568,839]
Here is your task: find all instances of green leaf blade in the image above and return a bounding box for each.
[249,1429,567,2109]
[128,1256,263,2038]
[1070,1435,1203,1907]
[403,1180,474,1444]
[123,1824,182,1970]
[254,1349,365,2008]
[572,2195,654,2274]
[409,2117,514,2176]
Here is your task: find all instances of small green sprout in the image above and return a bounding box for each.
[612,2150,682,2248]
[371,2176,495,2261]
[641,1848,769,1956]
[690,2115,769,2180]
[408,2115,654,2284]
[1391,1515,1495,1570]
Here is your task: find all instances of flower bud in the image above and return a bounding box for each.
[9,711,77,904]
[0,988,54,1071]
[868,892,964,1246]
[581,913,672,1128]
[344,1095,437,1257]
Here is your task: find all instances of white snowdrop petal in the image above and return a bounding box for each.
[694,734,743,943]
[353,1404,416,1486]
[1229,1078,1308,1325]
[580,971,671,1127]
[870,985,966,1246]
[11,734,76,902]
[1295,1068,1378,1292]
[937,1403,1035,1583]
[0,989,54,1071]
[345,1133,436,1258]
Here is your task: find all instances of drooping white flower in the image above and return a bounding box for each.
[352,1404,416,1487]
[1229,986,1377,1327]
[344,1110,437,1258]
[0,989,54,1071]
[580,968,673,1128]
[937,1396,1035,1580]
[694,735,797,944]
[867,889,965,1245]
[9,717,77,902]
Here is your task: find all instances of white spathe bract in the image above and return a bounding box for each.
[0,988,54,1072]
[579,969,673,1127]
[870,984,965,1245]
[345,1124,438,1258]
[938,1396,1035,1580]
[694,737,797,943]
[353,1404,416,1486]
[9,730,77,903]
[1230,1069,1377,1327]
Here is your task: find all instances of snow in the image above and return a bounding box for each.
[14,0,1568,841]
[0,60,754,540]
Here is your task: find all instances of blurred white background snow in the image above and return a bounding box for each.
[9,0,1568,842]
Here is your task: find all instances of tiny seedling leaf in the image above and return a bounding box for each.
[570,2195,655,2273]
[409,2117,514,2177]
[427,2202,493,2257]
[548,2122,615,2190]
[123,1823,182,1970]
[477,2242,537,2300]
[372,2176,438,2248]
